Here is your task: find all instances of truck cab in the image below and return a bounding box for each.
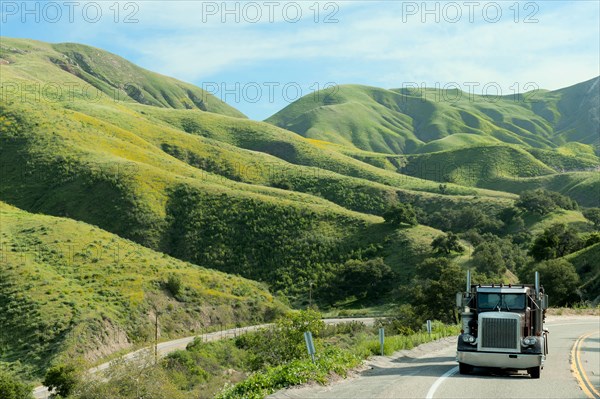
[456,271,549,378]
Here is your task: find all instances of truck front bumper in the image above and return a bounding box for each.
[457,351,544,370]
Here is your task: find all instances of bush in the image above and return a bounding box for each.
[165,273,183,297]
[0,369,33,399]
[215,346,361,399]
[43,362,81,398]
[72,356,185,399]
[375,304,423,335]
[235,309,325,369]
[383,203,417,226]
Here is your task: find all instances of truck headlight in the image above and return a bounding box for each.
[462,334,476,344]
[522,336,537,346]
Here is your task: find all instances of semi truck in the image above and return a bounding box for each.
[455,271,549,378]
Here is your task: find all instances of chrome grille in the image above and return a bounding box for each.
[481,317,518,349]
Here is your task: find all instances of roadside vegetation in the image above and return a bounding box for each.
[40,310,459,399]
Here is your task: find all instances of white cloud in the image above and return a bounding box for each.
[107,0,599,99]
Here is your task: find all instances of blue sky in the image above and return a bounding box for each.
[1,0,599,119]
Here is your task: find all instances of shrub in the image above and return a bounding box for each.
[0,369,33,399]
[235,309,325,369]
[383,203,417,226]
[43,362,82,398]
[165,273,183,297]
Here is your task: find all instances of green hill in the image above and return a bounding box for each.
[0,202,282,378]
[399,145,556,186]
[266,82,599,204]
[565,243,600,304]
[266,79,600,154]
[1,38,516,304]
[0,37,245,118]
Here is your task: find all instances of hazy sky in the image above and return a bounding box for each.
[2,1,599,119]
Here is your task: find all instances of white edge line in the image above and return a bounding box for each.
[423,320,599,399]
[426,366,458,399]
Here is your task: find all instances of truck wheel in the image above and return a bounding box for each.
[459,362,473,375]
[528,366,541,379]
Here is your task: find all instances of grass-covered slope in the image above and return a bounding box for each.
[399,145,556,186]
[266,79,600,154]
[0,37,245,118]
[566,243,600,302]
[0,202,282,378]
[265,81,599,205]
[0,39,522,317]
[1,100,394,295]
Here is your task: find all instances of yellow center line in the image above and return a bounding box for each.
[572,330,600,399]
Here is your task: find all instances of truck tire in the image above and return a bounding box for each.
[459,362,473,375]
[528,366,541,379]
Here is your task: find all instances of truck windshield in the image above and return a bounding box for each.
[478,293,525,310]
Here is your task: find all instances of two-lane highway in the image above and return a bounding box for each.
[270,316,600,399]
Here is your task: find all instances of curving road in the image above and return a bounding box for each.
[270,316,600,399]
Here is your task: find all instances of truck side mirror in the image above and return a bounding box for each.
[456,292,463,308]
[542,294,549,309]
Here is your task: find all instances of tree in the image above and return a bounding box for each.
[337,258,394,300]
[0,369,33,399]
[44,362,81,398]
[411,258,464,323]
[516,189,578,215]
[520,259,580,306]
[472,236,530,277]
[529,224,583,261]
[383,203,417,226]
[376,304,423,335]
[583,208,600,230]
[516,189,557,215]
[431,233,465,254]
[424,206,501,233]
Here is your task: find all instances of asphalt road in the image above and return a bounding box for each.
[270,316,600,399]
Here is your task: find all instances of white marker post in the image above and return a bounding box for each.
[379,327,385,356]
[427,320,432,337]
[304,331,316,362]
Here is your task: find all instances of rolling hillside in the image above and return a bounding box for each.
[0,37,516,302]
[266,79,600,153]
[266,82,599,206]
[0,38,245,118]
[0,201,282,378]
